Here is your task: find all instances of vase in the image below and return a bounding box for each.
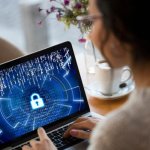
[84,40,97,74]
[83,40,105,94]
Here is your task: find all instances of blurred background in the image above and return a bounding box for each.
[0,0,84,54]
[0,0,104,86]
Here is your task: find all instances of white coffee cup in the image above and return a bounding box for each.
[95,61,132,96]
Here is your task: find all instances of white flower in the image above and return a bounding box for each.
[69,1,76,8]
[81,8,86,13]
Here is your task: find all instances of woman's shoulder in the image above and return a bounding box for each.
[109,87,150,119]
[88,88,150,150]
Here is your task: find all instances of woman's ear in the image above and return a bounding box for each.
[109,42,126,57]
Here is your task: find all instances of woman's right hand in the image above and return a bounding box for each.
[63,117,102,140]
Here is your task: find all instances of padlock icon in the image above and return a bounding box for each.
[30,93,45,110]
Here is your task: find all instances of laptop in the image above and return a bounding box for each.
[0,41,104,150]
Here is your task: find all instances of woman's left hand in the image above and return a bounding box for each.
[22,127,57,150]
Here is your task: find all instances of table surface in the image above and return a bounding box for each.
[87,94,129,115]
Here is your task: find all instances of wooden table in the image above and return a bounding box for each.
[87,95,129,115]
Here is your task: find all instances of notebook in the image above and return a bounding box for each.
[0,41,104,150]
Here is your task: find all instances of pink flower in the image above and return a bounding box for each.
[64,0,70,6]
[78,38,86,43]
[50,6,56,12]
[39,0,89,43]
[75,3,82,9]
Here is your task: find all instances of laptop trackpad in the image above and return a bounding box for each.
[65,140,89,150]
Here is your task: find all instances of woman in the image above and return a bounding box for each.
[23,0,150,149]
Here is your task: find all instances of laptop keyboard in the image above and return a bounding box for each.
[12,125,84,150]
[48,125,84,149]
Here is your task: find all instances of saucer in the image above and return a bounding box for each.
[84,80,135,100]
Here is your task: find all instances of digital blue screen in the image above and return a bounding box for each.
[0,47,88,144]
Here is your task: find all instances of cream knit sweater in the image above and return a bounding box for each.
[88,88,150,150]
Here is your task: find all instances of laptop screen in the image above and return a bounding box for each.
[0,42,89,147]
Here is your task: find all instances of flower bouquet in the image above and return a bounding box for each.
[39,0,90,42]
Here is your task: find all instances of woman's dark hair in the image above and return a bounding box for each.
[96,0,150,65]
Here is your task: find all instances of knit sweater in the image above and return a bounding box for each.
[88,88,150,150]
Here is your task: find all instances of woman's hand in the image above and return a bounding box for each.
[22,128,57,150]
[63,117,101,140]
